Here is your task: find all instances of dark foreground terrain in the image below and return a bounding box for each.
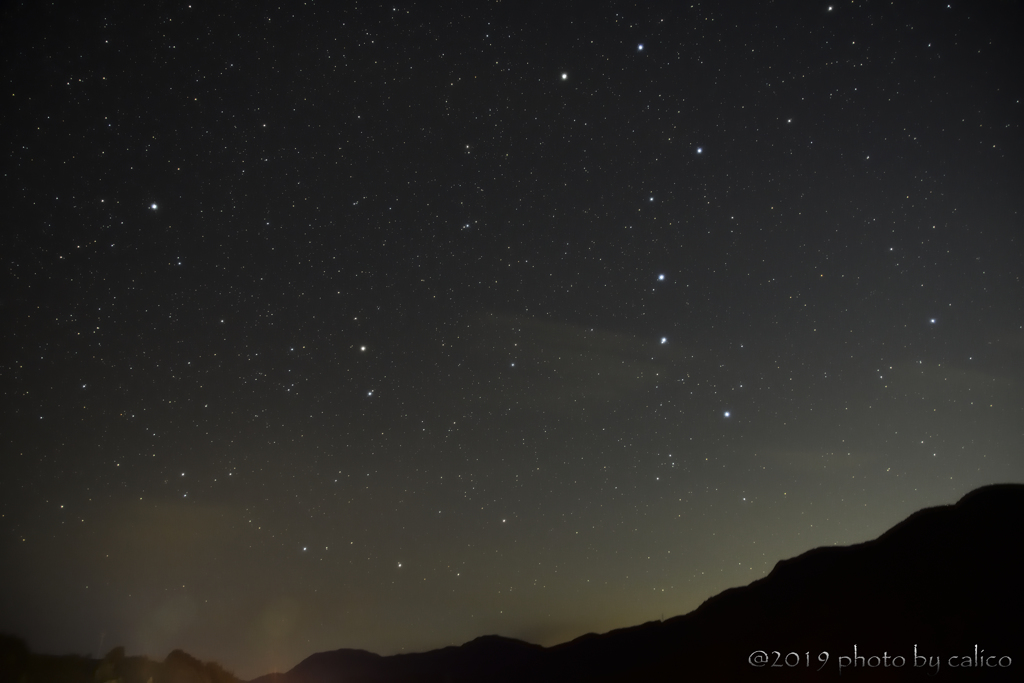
[4,484,1022,682]
[0,643,242,683]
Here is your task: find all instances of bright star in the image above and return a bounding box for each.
[930,318,936,323]
[696,147,703,154]
[658,274,665,281]
[561,73,567,80]
[724,411,731,417]
[638,44,644,51]
[661,337,667,344]
[150,203,158,210]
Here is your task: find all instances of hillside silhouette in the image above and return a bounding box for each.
[249,483,1023,682]
[4,484,1021,682]
[0,640,243,683]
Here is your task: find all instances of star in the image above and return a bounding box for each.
[724,411,731,417]
[150,203,158,210]
[661,337,667,344]
[561,73,567,80]
[658,274,665,281]
[637,43,644,51]
[696,147,703,154]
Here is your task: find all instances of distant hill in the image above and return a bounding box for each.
[248,483,1024,682]
[0,640,243,683]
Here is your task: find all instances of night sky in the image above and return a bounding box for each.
[2,0,1022,678]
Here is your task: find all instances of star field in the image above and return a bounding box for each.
[1,1,1022,678]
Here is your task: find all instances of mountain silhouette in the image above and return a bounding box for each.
[249,483,1024,682]
[0,640,243,683]
[3,485,1020,682]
